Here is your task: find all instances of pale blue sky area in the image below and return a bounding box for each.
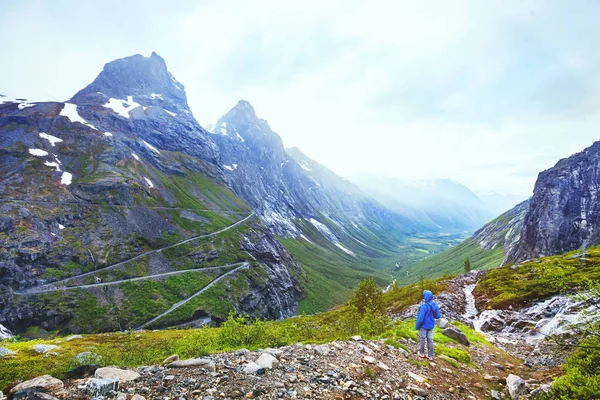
[1,0,599,196]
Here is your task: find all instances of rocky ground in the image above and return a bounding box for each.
[1,333,556,400]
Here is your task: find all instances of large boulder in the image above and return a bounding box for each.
[95,367,140,382]
[9,375,64,397]
[256,353,278,369]
[442,327,470,346]
[506,374,527,400]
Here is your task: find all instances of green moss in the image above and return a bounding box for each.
[476,246,600,309]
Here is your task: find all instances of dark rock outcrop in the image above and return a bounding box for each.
[507,141,600,263]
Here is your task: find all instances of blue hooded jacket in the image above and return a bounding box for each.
[415,290,442,330]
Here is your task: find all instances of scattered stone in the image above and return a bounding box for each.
[130,395,145,400]
[313,344,330,356]
[363,356,376,364]
[442,327,470,346]
[408,385,428,396]
[74,352,102,365]
[167,357,216,371]
[407,372,427,383]
[86,378,119,397]
[491,362,505,370]
[506,374,527,400]
[115,393,127,400]
[95,367,140,382]
[65,335,83,342]
[351,335,362,341]
[397,348,408,357]
[256,353,278,369]
[161,354,179,364]
[243,362,260,374]
[33,344,59,354]
[0,347,16,357]
[9,375,64,396]
[490,390,502,400]
[441,368,453,374]
[164,375,174,381]
[473,382,483,389]
[377,361,390,371]
[262,348,283,358]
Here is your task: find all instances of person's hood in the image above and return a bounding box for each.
[423,290,433,302]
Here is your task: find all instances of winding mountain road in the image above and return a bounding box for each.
[135,262,252,330]
[16,212,255,295]
[15,262,247,295]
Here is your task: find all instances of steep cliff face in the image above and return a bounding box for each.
[506,141,600,263]
[0,53,304,336]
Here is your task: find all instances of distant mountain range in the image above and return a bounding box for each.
[350,174,523,232]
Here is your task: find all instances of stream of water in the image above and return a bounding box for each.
[462,284,595,344]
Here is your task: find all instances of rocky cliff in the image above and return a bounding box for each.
[506,141,600,263]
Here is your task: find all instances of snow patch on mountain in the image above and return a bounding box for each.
[103,96,141,119]
[28,148,48,157]
[61,172,73,185]
[144,177,154,188]
[44,161,61,171]
[39,132,63,146]
[60,103,97,129]
[142,140,160,154]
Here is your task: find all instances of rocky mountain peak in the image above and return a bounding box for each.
[212,100,279,145]
[71,52,188,110]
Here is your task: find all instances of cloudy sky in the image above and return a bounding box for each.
[1,1,599,197]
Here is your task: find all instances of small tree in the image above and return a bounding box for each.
[348,278,384,315]
[464,257,472,273]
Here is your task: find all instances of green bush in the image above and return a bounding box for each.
[348,278,384,314]
[549,337,600,399]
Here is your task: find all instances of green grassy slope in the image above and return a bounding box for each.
[400,238,505,285]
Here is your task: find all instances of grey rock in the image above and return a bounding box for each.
[506,374,527,400]
[313,344,330,356]
[168,357,216,371]
[65,335,83,342]
[9,375,64,396]
[86,378,119,397]
[0,347,16,357]
[33,344,59,354]
[256,353,278,369]
[442,327,470,346]
[490,390,502,400]
[95,367,140,382]
[243,362,260,374]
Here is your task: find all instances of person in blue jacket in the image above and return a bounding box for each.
[415,289,442,360]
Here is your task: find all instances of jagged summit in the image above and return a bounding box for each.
[71,52,188,108]
[211,100,280,145]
